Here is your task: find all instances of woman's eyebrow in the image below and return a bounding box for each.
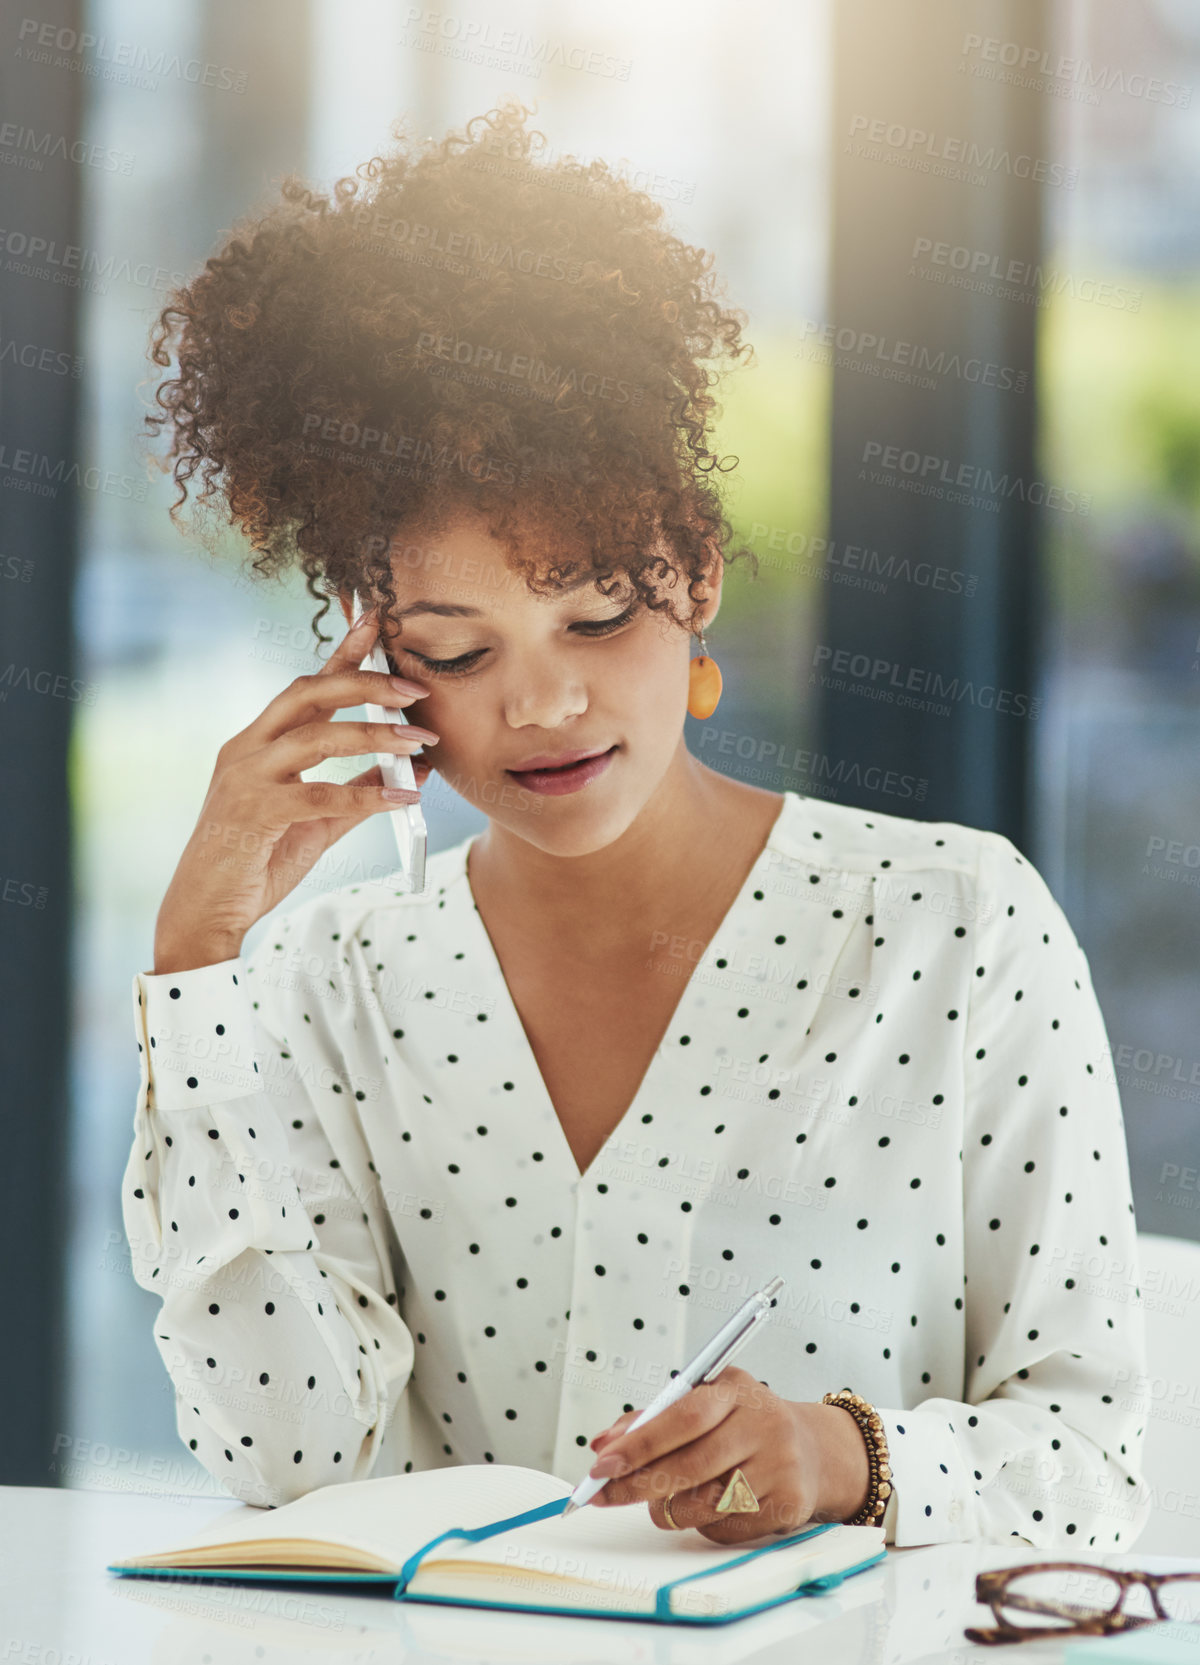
[395,576,619,621]
[395,599,483,620]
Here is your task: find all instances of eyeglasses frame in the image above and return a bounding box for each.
[964,1562,1200,1646]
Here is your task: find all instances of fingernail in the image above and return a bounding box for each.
[589,1453,631,1480]
[382,788,421,801]
[390,676,429,695]
[351,607,375,628]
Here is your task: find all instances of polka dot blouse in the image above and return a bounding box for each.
[122,789,1151,1549]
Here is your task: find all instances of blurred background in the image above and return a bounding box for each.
[2,0,1198,1514]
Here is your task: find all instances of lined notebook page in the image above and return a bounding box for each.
[112,1465,572,1571]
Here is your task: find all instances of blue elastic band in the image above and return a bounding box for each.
[653,1521,835,1619]
[395,1496,569,1595]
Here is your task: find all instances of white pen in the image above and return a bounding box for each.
[560,1274,785,1516]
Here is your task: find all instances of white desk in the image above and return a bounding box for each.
[2,1484,1198,1664]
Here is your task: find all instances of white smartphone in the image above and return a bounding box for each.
[352,590,427,894]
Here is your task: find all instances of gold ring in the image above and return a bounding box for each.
[714,1466,760,1515]
[662,1493,686,1530]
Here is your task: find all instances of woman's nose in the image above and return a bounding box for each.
[501,661,588,730]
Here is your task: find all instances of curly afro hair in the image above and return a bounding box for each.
[144,98,758,653]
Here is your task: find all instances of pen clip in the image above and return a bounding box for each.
[699,1310,763,1384]
[696,1277,782,1384]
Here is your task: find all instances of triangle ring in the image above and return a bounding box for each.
[714,1466,761,1515]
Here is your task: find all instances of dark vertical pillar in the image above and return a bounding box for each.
[824,1,1048,848]
[0,3,85,1483]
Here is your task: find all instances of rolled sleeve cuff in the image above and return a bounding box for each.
[874,1406,979,1546]
[133,958,264,1112]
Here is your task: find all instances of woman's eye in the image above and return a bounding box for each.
[572,602,639,637]
[404,604,637,675]
[407,649,485,676]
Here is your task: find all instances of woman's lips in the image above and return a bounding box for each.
[505,744,618,796]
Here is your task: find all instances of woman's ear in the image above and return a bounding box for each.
[699,537,724,630]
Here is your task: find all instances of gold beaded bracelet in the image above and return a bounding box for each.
[821,1388,893,1525]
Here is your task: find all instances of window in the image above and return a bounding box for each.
[1035,0,1200,1241]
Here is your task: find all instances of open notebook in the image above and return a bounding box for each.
[107,1464,887,1624]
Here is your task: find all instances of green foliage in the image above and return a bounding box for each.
[705,333,829,625]
[1041,279,1200,537]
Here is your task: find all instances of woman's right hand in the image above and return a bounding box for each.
[152,609,436,975]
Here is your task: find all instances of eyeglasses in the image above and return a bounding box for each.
[965,1563,1200,1646]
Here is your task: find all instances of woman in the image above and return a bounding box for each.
[124,101,1150,1550]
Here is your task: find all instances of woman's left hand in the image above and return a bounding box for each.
[583,1366,871,1541]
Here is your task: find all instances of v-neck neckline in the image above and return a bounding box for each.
[452,792,795,1185]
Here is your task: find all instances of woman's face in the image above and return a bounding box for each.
[352,515,718,857]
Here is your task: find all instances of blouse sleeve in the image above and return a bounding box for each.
[871,829,1152,1550]
[120,931,417,1507]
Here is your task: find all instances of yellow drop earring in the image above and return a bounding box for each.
[687,623,723,719]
